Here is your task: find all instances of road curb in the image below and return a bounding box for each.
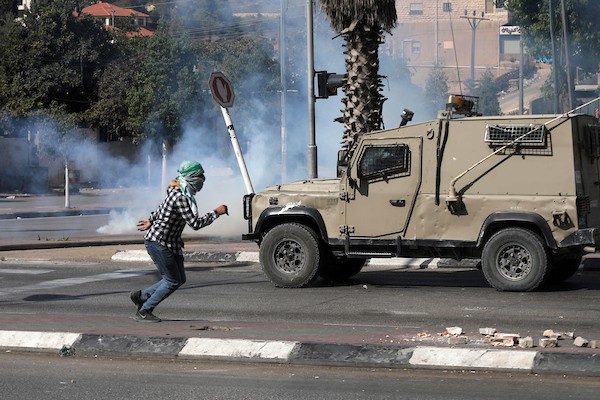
[111,249,479,269]
[1,330,599,376]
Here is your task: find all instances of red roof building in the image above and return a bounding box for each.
[81,2,154,36]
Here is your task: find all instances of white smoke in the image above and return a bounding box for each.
[98,3,427,239]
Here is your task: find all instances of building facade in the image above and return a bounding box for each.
[389,0,517,91]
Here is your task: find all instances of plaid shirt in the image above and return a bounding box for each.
[145,186,218,254]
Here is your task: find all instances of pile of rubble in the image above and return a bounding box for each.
[439,326,600,349]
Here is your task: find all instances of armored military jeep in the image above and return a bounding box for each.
[242,100,600,291]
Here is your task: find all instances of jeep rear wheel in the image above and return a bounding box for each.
[259,223,321,288]
[481,228,549,292]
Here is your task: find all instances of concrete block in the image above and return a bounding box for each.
[519,336,534,349]
[573,337,588,347]
[479,327,496,336]
[448,336,468,345]
[490,334,518,347]
[539,338,558,348]
[590,340,599,349]
[446,326,463,335]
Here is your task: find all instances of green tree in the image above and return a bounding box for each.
[92,25,205,146]
[194,36,279,101]
[154,0,238,40]
[193,35,281,158]
[0,1,16,16]
[0,0,114,125]
[318,0,397,154]
[472,70,501,116]
[424,67,449,118]
[506,0,600,109]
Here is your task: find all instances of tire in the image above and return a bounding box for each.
[546,257,581,284]
[319,255,366,281]
[481,227,549,291]
[259,223,321,288]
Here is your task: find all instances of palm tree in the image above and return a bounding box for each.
[318,0,397,155]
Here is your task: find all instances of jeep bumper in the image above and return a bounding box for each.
[558,227,600,249]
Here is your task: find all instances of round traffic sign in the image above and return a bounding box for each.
[209,71,235,108]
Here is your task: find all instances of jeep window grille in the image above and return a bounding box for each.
[485,123,552,155]
[358,144,410,179]
[485,124,547,145]
[577,195,591,216]
[585,124,600,158]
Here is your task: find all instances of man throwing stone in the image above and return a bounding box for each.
[131,160,228,322]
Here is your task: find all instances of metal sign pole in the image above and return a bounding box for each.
[64,161,70,208]
[161,140,167,195]
[220,106,254,194]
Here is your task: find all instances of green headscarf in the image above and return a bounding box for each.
[176,160,205,215]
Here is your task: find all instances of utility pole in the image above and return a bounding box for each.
[560,0,574,110]
[460,10,489,82]
[519,33,524,114]
[435,0,439,65]
[549,0,559,113]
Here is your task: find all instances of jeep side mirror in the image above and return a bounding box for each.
[337,149,348,178]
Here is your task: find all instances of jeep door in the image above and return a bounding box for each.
[344,137,422,237]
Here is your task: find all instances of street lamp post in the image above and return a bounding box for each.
[280,0,287,182]
[306,0,317,179]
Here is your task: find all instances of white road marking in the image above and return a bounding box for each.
[0,269,54,275]
[0,269,152,297]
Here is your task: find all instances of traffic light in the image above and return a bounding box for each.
[315,71,346,99]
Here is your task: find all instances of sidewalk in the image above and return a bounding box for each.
[1,190,599,376]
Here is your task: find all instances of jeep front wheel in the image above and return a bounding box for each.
[481,228,549,292]
[259,223,321,288]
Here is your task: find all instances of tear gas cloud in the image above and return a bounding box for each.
[11,3,429,240]
[98,4,427,238]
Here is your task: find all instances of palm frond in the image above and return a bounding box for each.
[319,0,397,32]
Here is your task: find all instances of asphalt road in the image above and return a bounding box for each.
[498,66,550,114]
[2,352,600,400]
[0,214,118,242]
[1,258,599,345]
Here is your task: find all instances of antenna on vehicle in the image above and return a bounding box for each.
[448,9,463,96]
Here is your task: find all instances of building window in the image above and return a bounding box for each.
[409,3,423,15]
[412,41,421,54]
[443,2,452,12]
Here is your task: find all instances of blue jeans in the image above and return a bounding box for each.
[141,240,186,313]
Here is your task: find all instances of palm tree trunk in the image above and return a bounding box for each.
[338,24,387,152]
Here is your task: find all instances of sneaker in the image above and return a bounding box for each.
[135,309,161,323]
[130,290,144,310]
